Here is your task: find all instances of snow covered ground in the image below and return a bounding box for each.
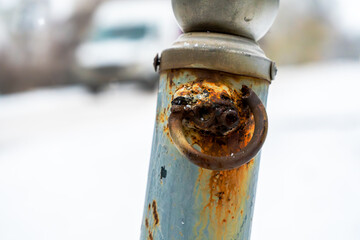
[0,61,359,240]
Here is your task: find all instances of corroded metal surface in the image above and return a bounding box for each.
[140,69,269,239]
[144,200,160,240]
[168,83,268,170]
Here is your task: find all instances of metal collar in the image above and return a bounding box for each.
[160,32,276,82]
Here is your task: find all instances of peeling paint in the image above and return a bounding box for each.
[144,200,160,240]
[141,68,269,240]
[160,166,167,179]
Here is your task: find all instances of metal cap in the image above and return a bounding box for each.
[172,0,279,41]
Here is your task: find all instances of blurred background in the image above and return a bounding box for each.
[0,0,359,239]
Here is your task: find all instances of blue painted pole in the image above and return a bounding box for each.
[141,1,279,239]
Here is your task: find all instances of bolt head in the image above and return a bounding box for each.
[153,54,160,72]
[270,62,278,80]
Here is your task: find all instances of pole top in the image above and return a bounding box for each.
[172,0,279,41]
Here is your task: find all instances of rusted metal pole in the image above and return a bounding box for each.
[141,0,279,239]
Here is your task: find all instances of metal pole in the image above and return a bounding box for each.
[141,0,279,239]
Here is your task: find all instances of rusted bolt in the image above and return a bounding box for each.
[171,96,189,106]
[153,54,161,72]
[192,104,216,129]
[219,109,240,129]
[270,61,277,80]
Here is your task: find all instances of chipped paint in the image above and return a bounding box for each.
[144,200,160,240]
[193,158,255,239]
[152,200,159,225]
[141,69,269,240]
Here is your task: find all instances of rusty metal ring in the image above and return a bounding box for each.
[168,85,268,171]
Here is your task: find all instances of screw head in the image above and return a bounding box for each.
[270,62,278,80]
[153,54,160,72]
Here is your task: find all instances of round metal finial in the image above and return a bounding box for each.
[172,0,279,41]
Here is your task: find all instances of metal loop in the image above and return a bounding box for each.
[168,85,268,171]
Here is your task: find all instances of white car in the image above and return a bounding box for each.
[74,0,179,91]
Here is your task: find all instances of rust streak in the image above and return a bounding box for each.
[163,68,265,238]
[145,200,160,240]
[166,69,258,239]
[194,160,254,239]
[152,200,159,225]
[148,231,153,240]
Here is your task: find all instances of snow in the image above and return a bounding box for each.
[0,85,157,240]
[0,61,360,239]
[253,61,360,240]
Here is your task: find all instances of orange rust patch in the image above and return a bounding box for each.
[169,67,255,147]
[157,108,166,124]
[163,124,174,144]
[145,200,160,240]
[152,200,159,225]
[148,231,153,240]
[159,105,172,143]
[165,68,267,91]
[183,83,254,158]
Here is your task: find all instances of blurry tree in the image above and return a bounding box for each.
[260,0,360,65]
[0,0,105,94]
[1,0,359,92]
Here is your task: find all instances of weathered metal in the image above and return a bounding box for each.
[141,0,278,239]
[172,0,279,41]
[159,33,275,81]
[141,69,269,239]
[168,84,268,170]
